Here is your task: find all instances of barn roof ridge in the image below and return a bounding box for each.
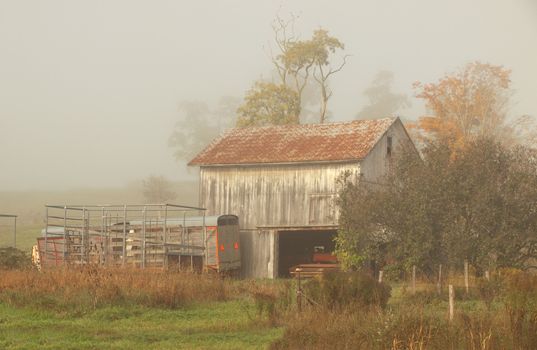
[189,117,398,166]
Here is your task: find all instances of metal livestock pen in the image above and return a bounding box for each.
[37,204,241,273]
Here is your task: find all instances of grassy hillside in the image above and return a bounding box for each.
[0,223,42,251]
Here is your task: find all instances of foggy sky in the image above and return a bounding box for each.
[1,0,536,191]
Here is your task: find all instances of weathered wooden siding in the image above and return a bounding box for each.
[239,229,277,278]
[360,118,413,183]
[199,162,360,230]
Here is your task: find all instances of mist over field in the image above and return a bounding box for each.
[1,3,537,349]
[0,181,199,225]
[0,0,536,192]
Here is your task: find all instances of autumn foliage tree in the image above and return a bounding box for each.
[414,62,512,152]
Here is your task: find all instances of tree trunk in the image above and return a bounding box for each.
[320,84,328,123]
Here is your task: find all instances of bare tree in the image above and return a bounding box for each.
[267,15,348,124]
[142,175,176,203]
[310,29,348,123]
[269,14,298,87]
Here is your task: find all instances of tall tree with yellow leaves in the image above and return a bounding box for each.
[236,81,300,127]
[241,15,347,126]
[414,62,513,152]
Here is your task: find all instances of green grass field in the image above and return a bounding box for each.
[0,223,42,252]
[0,300,283,350]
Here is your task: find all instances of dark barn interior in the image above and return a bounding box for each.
[278,229,337,277]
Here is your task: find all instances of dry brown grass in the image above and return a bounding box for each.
[0,266,230,311]
[271,305,515,350]
[271,270,537,350]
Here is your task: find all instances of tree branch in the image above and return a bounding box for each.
[325,54,350,79]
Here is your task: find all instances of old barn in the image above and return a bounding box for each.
[189,117,414,278]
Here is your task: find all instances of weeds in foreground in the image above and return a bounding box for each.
[0,248,32,270]
[244,279,294,326]
[271,270,537,350]
[271,302,515,349]
[2,266,537,350]
[303,270,391,310]
[0,267,229,312]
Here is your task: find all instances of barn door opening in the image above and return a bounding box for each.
[277,229,337,277]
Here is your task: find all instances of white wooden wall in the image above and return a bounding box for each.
[360,118,414,183]
[199,162,360,230]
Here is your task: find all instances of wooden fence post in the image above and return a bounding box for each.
[464,260,469,294]
[412,265,416,294]
[449,284,454,322]
[437,264,442,295]
[296,268,302,312]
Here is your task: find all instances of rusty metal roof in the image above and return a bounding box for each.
[189,118,396,166]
